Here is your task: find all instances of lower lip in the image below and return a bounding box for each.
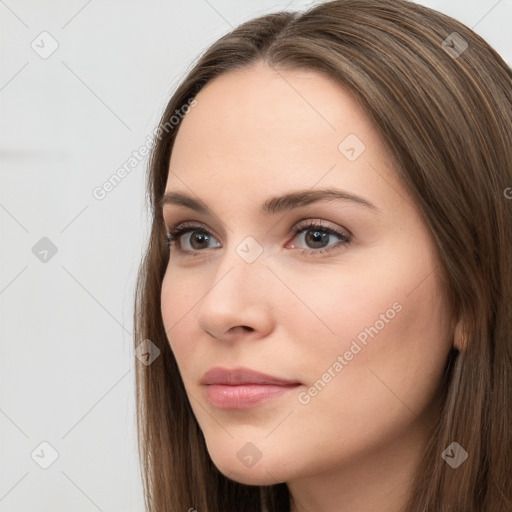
[204,384,300,409]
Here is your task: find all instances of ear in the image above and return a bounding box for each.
[453,318,467,351]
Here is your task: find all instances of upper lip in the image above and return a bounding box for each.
[200,366,300,386]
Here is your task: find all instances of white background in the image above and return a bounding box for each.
[1,1,510,510]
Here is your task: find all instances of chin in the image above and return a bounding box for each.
[208,448,288,486]
[217,464,284,486]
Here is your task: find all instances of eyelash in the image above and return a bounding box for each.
[165,220,351,257]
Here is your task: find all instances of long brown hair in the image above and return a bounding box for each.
[133,1,512,510]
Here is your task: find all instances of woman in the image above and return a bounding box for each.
[134,1,512,510]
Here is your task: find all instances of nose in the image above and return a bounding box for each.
[195,248,275,341]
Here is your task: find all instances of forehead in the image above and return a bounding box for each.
[171,61,377,160]
[166,62,407,216]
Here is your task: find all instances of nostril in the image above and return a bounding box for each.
[232,325,254,333]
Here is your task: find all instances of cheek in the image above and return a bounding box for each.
[160,271,199,363]
[361,266,454,403]
[275,255,406,364]
[289,233,447,359]
[289,247,452,438]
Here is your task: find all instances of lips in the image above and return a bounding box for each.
[200,366,301,409]
[201,366,300,386]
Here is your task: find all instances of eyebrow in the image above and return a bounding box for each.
[159,187,378,216]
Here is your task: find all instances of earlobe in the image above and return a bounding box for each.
[453,320,467,351]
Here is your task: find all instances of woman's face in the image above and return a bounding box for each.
[160,61,457,487]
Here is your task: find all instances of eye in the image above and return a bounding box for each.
[166,222,221,255]
[165,220,351,257]
[288,220,351,255]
